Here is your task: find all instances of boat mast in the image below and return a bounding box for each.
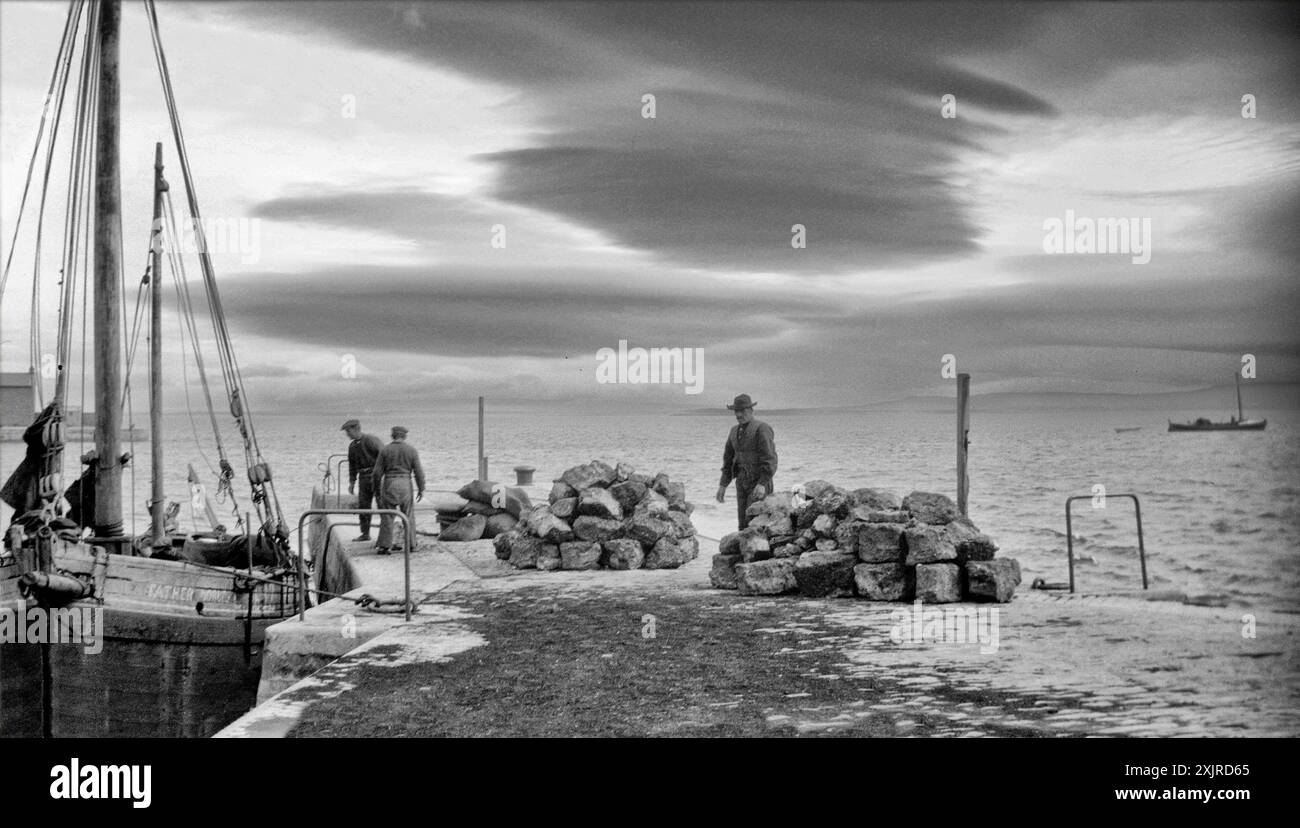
[150,141,167,548]
[1235,372,1243,422]
[92,0,124,539]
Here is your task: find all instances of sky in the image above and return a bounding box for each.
[1,0,1298,413]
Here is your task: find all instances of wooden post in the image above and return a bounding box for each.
[92,0,124,537]
[477,396,485,481]
[956,372,970,516]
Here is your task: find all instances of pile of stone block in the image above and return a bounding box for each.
[492,460,698,571]
[709,481,1020,602]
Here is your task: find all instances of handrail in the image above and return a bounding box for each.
[1064,493,1148,594]
[321,453,347,495]
[296,508,414,622]
[335,456,348,507]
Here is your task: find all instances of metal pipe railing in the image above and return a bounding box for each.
[1064,493,1148,593]
[321,453,347,496]
[296,508,414,621]
[335,457,349,508]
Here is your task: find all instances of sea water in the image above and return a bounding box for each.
[3,406,1297,613]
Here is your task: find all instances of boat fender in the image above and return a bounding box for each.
[248,462,271,484]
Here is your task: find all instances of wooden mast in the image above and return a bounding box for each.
[150,142,166,548]
[92,0,124,538]
[1235,372,1243,422]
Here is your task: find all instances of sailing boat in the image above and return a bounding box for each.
[1168,374,1267,432]
[1,0,302,737]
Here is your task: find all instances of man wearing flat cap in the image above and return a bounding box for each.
[716,393,778,530]
[341,419,384,542]
[371,426,426,554]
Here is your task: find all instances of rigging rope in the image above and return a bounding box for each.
[144,0,288,543]
[163,189,245,533]
[0,0,82,306]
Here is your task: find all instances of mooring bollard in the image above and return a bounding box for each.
[514,465,535,486]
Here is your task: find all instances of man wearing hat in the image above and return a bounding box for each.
[716,394,778,530]
[371,426,426,554]
[341,419,384,542]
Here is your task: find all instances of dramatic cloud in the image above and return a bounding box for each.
[2,1,1297,409]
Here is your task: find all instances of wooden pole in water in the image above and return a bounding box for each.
[149,142,166,549]
[956,372,970,516]
[92,0,124,538]
[477,395,485,480]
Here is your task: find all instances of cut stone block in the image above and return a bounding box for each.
[858,523,906,563]
[493,530,520,561]
[737,527,772,562]
[834,520,863,556]
[548,497,577,520]
[537,543,562,571]
[559,540,603,570]
[548,480,576,503]
[904,525,957,565]
[602,538,644,570]
[531,512,574,545]
[849,488,902,511]
[645,537,689,569]
[812,513,838,536]
[572,515,623,543]
[853,563,913,601]
[736,559,799,596]
[794,550,857,597]
[965,559,1022,603]
[709,553,742,590]
[915,563,962,603]
[625,514,674,548]
[902,491,959,525]
[610,480,648,512]
[507,535,543,569]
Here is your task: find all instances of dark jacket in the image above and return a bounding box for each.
[347,433,384,484]
[719,419,777,493]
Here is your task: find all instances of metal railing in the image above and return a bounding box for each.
[296,508,415,621]
[320,453,347,500]
[1064,493,1148,594]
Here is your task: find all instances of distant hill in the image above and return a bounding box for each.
[673,382,1300,415]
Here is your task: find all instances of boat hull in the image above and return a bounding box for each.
[1167,418,1267,432]
[1,544,299,738]
[0,565,43,737]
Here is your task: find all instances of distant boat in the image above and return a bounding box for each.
[1115,427,1142,433]
[1168,374,1267,432]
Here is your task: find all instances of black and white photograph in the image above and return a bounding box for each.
[0,0,1295,806]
